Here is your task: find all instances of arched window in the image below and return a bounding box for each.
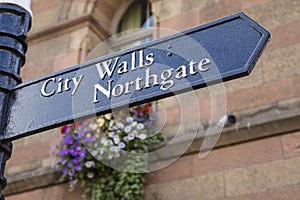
[110,0,153,51]
[117,0,153,33]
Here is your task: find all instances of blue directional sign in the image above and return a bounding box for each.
[2,12,270,140]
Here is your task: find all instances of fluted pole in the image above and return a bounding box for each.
[0,2,31,199]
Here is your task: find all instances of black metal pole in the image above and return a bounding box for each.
[0,3,31,199]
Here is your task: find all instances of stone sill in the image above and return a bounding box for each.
[4,96,300,196]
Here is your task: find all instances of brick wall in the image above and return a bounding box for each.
[4,0,300,199]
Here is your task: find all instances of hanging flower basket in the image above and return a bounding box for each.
[54,103,164,200]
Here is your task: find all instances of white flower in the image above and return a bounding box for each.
[117,122,124,129]
[137,123,144,130]
[118,142,126,149]
[132,130,137,136]
[101,138,108,146]
[128,133,135,141]
[99,148,104,155]
[109,146,115,152]
[126,117,134,123]
[85,161,95,168]
[109,132,115,138]
[108,154,113,160]
[108,120,115,130]
[124,126,132,133]
[138,133,146,140]
[91,150,98,156]
[108,140,113,146]
[131,121,137,127]
[113,135,120,144]
[87,172,94,179]
[115,152,120,158]
[123,136,129,142]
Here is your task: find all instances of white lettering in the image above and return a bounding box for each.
[160,69,174,90]
[138,49,144,68]
[198,58,211,72]
[95,57,120,79]
[41,78,55,97]
[112,84,124,97]
[93,80,113,103]
[145,68,159,89]
[72,75,83,95]
[117,61,128,74]
[131,52,136,71]
[189,60,197,75]
[145,53,154,66]
[175,65,188,79]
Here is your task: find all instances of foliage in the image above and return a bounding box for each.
[54,103,164,200]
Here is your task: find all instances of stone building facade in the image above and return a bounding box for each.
[3,0,300,199]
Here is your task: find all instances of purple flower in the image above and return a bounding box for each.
[75,165,82,172]
[61,158,67,165]
[67,161,73,169]
[79,150,86,158]
[64,134,73,145]
[85,135,96,142]
[70,149,77,157]
[62,167,67,175]
[75,131,85,139]
[145,119,152,126]
[73,157,81,163]
[59,149,69,156]
[68,170,74,177]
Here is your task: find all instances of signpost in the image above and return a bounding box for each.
[0,2,270,199]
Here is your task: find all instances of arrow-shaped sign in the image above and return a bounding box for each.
[2,12,270,141]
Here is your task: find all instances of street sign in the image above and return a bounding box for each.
[2,12,270,141]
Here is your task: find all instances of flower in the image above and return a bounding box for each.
[126,116,134,123]
[131,121,137,127]
[59,149,69,156]
[91,150,98,157]
[61,125,70,134]
[85,161,95,168]
[108,132,115,138]
[64,134,73,145]
[137,134,146,140]
[127,133,135,141]
[67,162,73,169]
[54,103,164,200]
[137,123,144,130]
[68,170,74,177]
[87,172,94,179]
[124,126,132,133]
[118,142,126,149]
[75,165,82,172]
[113,135,120,144]
[117,122,124,129]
